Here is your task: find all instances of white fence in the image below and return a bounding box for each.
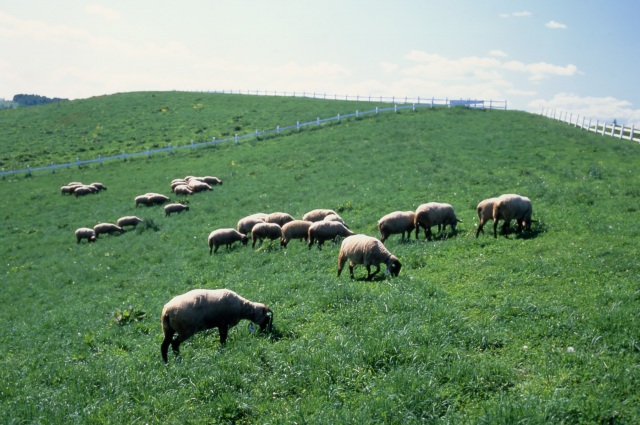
[540,108,639,143]
[1,96,507,178]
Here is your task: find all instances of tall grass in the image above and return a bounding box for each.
[1,94,639,423]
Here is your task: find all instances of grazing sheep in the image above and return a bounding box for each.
[188,180,212,193]
[492,194,533,238]
[208,228,248,254]
[202,176,223,186]
[135,195,152,207]
[164,203,190,217]
[93,223,125,236]
[171,180,189,192]
[308,221,355,249]
[302,208,338,223]
[173,184,193,195]
[378,211,416,243]
[251,222,282,248]
[60,185,74,195]
[161,288,273,362]
[323,213,348,227]
[264,212,295,227]
[280,220,313,247]
[90,182,107,191]
[237,214,266,235]
[73,186,94,197]
[475,197,499,238]
[75,227,96,244]
[148,194,171,205]
[414,202,461,240]
[337,234,402,280]
[117,216,143,228]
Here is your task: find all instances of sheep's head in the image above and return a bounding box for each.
[256,306,273,333]
[240,235,249,246]
[386,257,402,277]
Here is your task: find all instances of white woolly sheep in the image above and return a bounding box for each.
[117,216,143,228]
[148,194,171,205]
[93,223,125,236]
[251,222,282,248]
[308,221,355,249]
[302,208,338,222]
[173,184,193,195]
[237,214,266,235]
[492,194,533,238]
[264,212,295,227]
[474,197,499,238]
[73,186,95,197]
[164,203,190,217]
[280,220,313,247]
[171,180,188,191]
[135,195,152,207]
[337,234,402,280]
[202,176,223,186]
[188,180,212,193]
[160,288,273,362]
[377,211,416,243]
[414,202,461,240]
[90,182,107,191]
[60,185,74,195]
[323,213,348,227]
[75,227,96,244]
[208,228,249,254]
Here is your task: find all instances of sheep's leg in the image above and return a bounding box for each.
[348,262,356,279]
[161,331,175,363]
[476,220,484,238]
[367,265,380,280]
[219,325,229,345]
[493,220,499,238]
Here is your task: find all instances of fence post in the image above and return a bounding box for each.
[394,104,398,113]
[297,121,300,131]
[122,151,126,161]
[276,126,280,135]
[412,103,416,111]
[213,137,217,145]
[255,130,259,140]
[27,165,31,176]
[50,162,55,174]
[235,134,239,144]
[601,122,606,136]
[630,125,635,141]
[337,114,341,123]
[1,168,4,179]
[375,107,378,115]
[581,117,585,130]
[619,125,624,139]
[610,123,615,137]
[77,157,81,169]
[317,117,320,126]
[168,143,173,152]
[356,110,359,118]
[191,140,195,150]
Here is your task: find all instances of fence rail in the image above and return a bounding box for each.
[2,96,507,178]
[540,108,639,143]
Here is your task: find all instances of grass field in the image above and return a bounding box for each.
[1,92,639,424]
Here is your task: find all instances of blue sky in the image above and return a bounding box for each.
[1,1,639,125]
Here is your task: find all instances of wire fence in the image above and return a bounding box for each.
[2,97,507,179]
[540,108,639,143]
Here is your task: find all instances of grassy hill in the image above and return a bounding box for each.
[1,92,639,423]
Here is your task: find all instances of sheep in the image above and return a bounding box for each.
[90,182,107,191]
[188,180,212,193]
[237,214,266,235]
[149,194,171,205]
[251,222,282,248]
[492,194,533,238]
[208,228,249,254]
[160,288,273,362]
[337,234,402,280]
[170,180,189,192]
[117,216,143,228]
[323,213,348,228]
[60,185,74,195]
[135,195,152,207]
[264,212,295,227]
[93,223,125,236]
[73,186,94,197]
[202,176,223,186]
[75,227,96,243]
[308,221,355,249]
[377,211,416,243]
[164,203,190,217]
[172,184,193,196]
[280,220,313,247]
[414,202,461,240]
[302,208,338,223]
[474,197,499,238]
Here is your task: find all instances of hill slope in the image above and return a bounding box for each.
[1,93,639,423]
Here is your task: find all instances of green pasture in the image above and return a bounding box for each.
[1,93,639,424]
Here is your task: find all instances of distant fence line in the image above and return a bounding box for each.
[540,108,639,143]
[2,97,507,179]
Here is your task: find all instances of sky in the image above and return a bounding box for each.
[1,0,639,126]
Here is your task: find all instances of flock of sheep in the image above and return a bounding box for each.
[160,193,534,362]
[62,176,533,362]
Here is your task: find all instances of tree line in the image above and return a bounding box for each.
[12,94,69,107]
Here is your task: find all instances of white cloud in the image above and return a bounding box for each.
[529,93,640,126]
[85,5,120,21]
[546,20,567,29]
[504,60,578,80]
[489,50,508,57]
[500,11,532,18]
[379,62,399,74]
